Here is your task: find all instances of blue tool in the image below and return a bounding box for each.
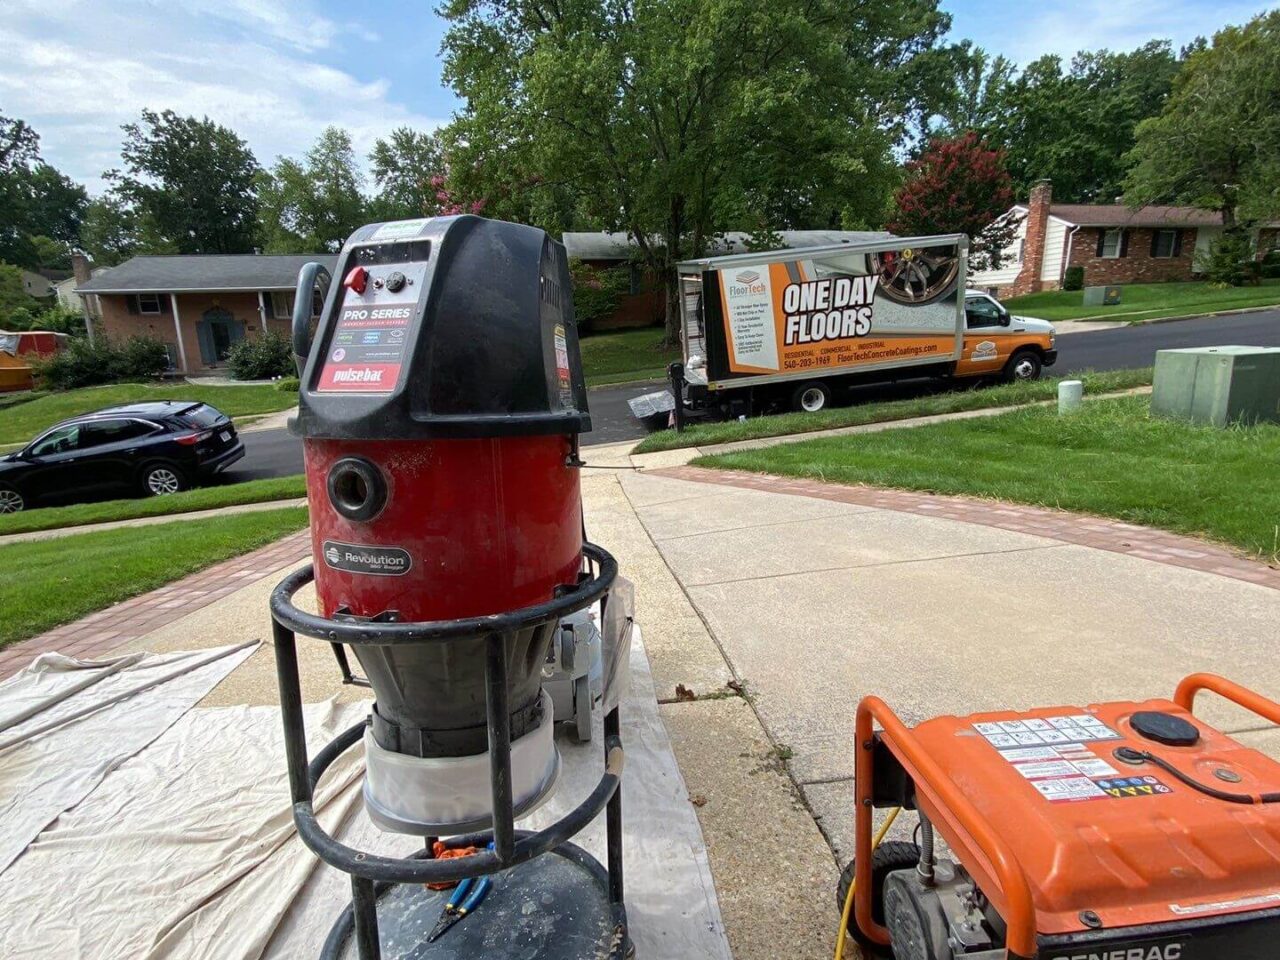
[426,876,492,943]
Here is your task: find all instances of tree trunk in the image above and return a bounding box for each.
[662,264,680,347]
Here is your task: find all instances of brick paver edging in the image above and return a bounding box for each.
[0,530,313,680]
[651,466,1280,591]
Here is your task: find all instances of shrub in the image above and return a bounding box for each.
[275,376,300,392]
[1062,266,1085,291]
[1195,229,1254,286]
[569,258,632,335]
[33,335,169,390]
[226,330,295,380]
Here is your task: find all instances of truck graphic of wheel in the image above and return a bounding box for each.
[873,246,959,305]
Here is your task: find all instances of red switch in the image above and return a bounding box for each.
[344,265,369,295]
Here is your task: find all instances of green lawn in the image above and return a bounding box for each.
[0,382,298,446]
[580,328,681,387]
[0,506,309,648]
[633,368,1153,453]
[1004,279,1280,323]
[0,474,307,536]
[696,395,1280,562]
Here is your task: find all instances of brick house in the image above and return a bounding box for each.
[76,254,335,373]
[971,180,1279,297]
[562,230,888,330]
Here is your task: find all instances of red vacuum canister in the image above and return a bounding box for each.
[290,216,592,830]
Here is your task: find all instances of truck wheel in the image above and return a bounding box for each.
[1003,350,1043,383]
[792,381,831,413]
[836,840,922,958]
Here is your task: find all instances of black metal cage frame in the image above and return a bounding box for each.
[269,542,628,960]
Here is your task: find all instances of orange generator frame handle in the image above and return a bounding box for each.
[855,696,1039,959]
[1174,673,1280,726]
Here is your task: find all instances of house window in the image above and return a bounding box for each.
[137,293,162,314]
[270,292,294,319]
[1099,229,1123,259]
[1151,229,1179,258]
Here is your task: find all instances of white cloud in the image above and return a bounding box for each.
[0,0,443,193]
[970,0,1273,65]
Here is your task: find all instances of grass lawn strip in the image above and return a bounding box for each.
[694,395,1280,563]
[580,328,681,387]
[0,506,309,648]
[1003,279,1280,323]
[632,368,1153,454]
[0,382,299,446]
[0,475,307,536]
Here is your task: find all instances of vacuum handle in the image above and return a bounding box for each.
[292,262,332,376]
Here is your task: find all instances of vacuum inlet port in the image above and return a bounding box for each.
[327,457,387,521]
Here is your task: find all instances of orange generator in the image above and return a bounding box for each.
[842,674,1280,960]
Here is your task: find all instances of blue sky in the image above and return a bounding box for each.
[0,0,1270,194]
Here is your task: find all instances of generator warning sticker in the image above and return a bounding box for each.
[973,715,1171,803]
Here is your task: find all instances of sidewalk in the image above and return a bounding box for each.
[0,497,308,545]
[5,440,1279,959]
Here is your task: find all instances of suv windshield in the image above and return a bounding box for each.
[179,404,227,429]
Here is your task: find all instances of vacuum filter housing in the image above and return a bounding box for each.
[292,215,591,834]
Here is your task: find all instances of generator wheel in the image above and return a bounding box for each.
[573,674,593,742]
[836,840,921,958]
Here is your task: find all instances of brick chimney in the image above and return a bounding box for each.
[71,252,92,285]
[1018,179,1052,295]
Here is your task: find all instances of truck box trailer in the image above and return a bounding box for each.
[630,235,1056,421]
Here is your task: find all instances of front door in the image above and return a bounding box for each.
[197,308,245,366]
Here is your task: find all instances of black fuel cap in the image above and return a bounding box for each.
[1131,711,1200,747]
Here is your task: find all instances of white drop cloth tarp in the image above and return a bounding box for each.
[0,630,731,960]
[0,642,258,874]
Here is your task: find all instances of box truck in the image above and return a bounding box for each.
[629,235,1056,421]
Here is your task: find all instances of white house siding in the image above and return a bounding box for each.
[1039,218,1069,282]
[1194,227,1220,267]
[969,211,1027,289]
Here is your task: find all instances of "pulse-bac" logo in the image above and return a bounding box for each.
[332,367,384,383]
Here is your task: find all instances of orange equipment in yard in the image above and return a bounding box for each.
[839,674,1280,960]
[0,330,66,392]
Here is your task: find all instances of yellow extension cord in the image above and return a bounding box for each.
[833,806,901,960]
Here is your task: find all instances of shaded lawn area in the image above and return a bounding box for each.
[0,506,309,648]
[580,327,680,386]
[1003,279,1280,323]
[695,395,1280,562]
[0,382,298,446]
[633,368,1153,453]
[0,475,307,536]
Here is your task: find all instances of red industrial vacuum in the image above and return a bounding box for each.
[270,215,629,959]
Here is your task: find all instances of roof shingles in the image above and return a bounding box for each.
[77,254,337,295]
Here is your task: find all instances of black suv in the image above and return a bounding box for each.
[0,401,244,512]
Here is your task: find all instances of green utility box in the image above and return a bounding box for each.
[1151,346,1280,426]
[1083,285,1122,306]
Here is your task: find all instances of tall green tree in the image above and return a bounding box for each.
[1125,11,1280,227]
[369,127,446,220]
[441,0,953,339]
[0,111,88,269]
[934,42,1179,202]
[80,195,158,267]
[258,127,367,252]
[108,109,260,253]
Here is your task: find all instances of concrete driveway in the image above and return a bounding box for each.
[619,467,1280,869]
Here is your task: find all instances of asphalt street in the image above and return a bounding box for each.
[224,308,1279,481]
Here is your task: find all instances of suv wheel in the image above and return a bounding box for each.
[0,486,24,513]
[142,463,186,497]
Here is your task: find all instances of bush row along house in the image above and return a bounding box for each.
[77,255,335,374]
[971,180,1280,297]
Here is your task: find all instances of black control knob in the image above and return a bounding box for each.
[385,270,406,293]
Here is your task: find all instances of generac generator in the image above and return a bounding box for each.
[842,674,1280,960]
